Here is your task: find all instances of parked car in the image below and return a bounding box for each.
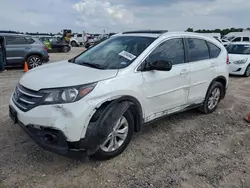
[70,33,87,47]
[0,33,49,69]
[227,42,250,77]
[222,35,250,47]
[48,37,71,53]
[9,31,229,160]
[85,35,109,49]
[35,36,52,50]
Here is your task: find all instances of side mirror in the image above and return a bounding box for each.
[149,60,172,71]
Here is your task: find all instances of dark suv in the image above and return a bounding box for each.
[0,33,49,68]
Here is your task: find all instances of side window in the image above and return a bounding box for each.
[147,38,185,66]
[26,37,35,44]
[7,37,27,45]
[243,37,249,42]
[232,37,241,42]
[207,42,221,58]
[5,36,15,45]
[186,38,210,62]
[77,34,82,37]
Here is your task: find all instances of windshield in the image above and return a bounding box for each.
[227,44,250,54]
[224,36,235,41]
[71,36,156,69]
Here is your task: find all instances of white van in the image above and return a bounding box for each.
[222,32,250,46]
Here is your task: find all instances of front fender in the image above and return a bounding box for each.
[79,100,132,152]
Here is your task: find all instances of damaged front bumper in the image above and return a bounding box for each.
[9,98,136,157]
[17,122,85,156]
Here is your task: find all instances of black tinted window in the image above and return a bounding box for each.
[243,37,249,41]
[227,44,250,54]
[187,38,209,62]
[232,37,241,42]
[207,42,221,58]
[147,38,185,65]
[7,36,27,45]
[77,34,82,37]
[26,37,35,44]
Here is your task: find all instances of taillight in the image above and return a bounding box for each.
[226,54,229,64]
[43,46,47,51]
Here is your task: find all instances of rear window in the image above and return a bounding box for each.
[25,37,35,44]
[207,42,221,58]
[186,38,210,62]
[227,44,250,54]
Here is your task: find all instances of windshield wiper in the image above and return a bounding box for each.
[68,57,75,63]
[81,62,105,69]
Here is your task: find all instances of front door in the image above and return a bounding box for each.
[141,38,190,122]
[0,36,6,69]
[5,36,28,65]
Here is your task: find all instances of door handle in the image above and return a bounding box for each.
[211,62,216,67]
[180,69,188,75]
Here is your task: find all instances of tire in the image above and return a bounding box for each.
[62,46,70,53]
[90,110,134,160]
[71,41,77,47]
[85,43,90,49]
[244,64,250,77]
[26,55,42,69]
[199,81,223,114]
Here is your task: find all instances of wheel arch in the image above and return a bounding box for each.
[207,76,227,99]
[90,95,144,133]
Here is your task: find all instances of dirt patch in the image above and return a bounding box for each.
[0,50,250,188]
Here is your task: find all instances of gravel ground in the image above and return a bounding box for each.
[0,48,250,188]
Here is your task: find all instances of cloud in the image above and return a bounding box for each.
[0,0,250,33]
[73,0,136,32]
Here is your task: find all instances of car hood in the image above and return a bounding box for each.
[229,54,250,62]
[19,60,118,91]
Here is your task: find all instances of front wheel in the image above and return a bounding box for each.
[90,110,134,160]
[244,64,250,77]
[71,41,77,47]
[199,81,223,114]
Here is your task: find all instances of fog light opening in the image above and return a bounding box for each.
[43,134,57,142]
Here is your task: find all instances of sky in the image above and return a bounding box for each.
[0,0,250,33]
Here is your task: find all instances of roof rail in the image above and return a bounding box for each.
[122,30,168,34]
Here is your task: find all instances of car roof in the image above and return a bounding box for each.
[114,31,221,39]
[228,42,250,45]
[0,33,29,37]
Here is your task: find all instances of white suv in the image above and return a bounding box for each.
[9,31,229,160]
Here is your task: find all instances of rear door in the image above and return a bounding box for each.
[185,37,218,103]
[6,36,29,65]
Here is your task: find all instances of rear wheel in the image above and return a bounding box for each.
[244,64,250,77]
[199,82,223,114]
[27,55,42,69]
[90,110,134,160]
[62,46,70,53]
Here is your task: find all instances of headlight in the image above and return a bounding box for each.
[41,83,97,104]
[234,58,248,64]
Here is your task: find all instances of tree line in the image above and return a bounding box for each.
[186,28,250,36]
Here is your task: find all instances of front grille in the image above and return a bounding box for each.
[12,84,45,112]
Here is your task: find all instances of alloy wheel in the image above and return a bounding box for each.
[28,56,41,68]
[100,116,129,152]
[208,88,220,110]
